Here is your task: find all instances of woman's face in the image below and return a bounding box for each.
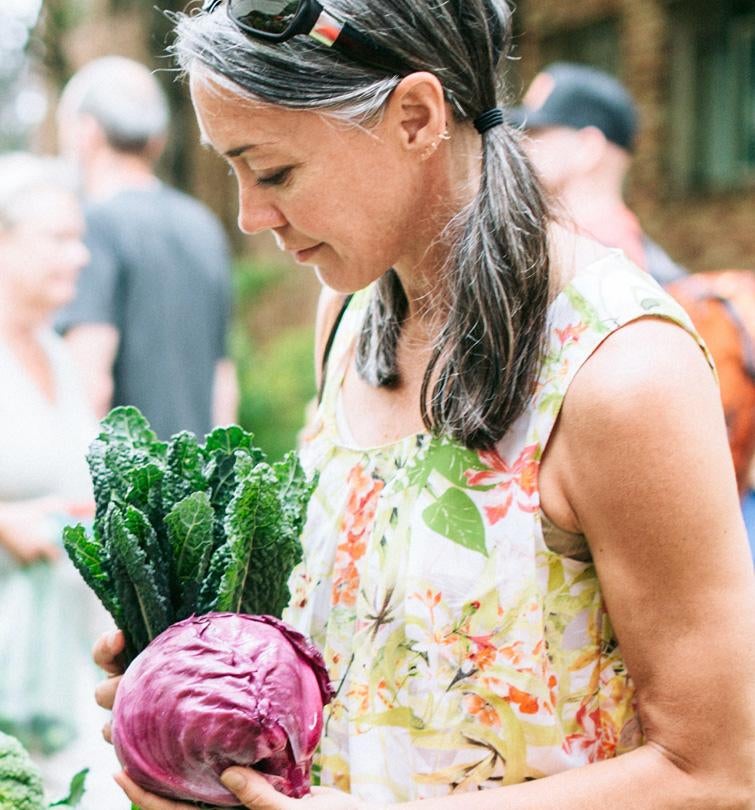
[0,187,89,315]
[190,72,429,293]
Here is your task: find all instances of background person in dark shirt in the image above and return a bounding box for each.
[56,56,238,439]
[507,62,687,287]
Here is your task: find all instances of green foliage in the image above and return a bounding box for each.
[233,257,285,302]
[49,768,89,807]
[64,407,315,665]
[0,731,44,810]
[0,732,89,809]
[231,254,317,462]
[234,326,316,462]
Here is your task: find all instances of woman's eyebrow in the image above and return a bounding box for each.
[225,141,278,158]
[224,143,257,158]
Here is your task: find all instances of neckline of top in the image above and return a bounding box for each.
[323,249,630,454]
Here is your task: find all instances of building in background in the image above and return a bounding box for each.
[514,0,755,271]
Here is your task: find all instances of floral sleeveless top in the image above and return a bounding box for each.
[284,254,709,803]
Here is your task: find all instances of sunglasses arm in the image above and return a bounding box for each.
[308,6,406,76]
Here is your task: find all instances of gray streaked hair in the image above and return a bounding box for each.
[0,152,76,229]
[59,56,169,154]
[172,0,551,450]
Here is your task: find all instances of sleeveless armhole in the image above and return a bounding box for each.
[526,255,714,560]
[317,293,354,405]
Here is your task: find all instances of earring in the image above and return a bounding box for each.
[421,127,451,160]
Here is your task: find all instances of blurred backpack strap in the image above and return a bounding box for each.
[317,293,354,405]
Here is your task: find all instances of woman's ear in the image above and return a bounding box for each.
[385,72,448,158]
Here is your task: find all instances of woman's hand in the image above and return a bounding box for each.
[0,496,67,564]
[114,768,377,810]
[92,628,125,742]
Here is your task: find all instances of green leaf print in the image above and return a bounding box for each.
[423,488,487,556]
[358,707,425,730]
[565,287,610,335]
[408,443,495,491]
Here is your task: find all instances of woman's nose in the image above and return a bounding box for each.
[237,186,287,235]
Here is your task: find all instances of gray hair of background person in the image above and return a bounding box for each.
[58,56,169,155]
[0,153,76,229]
[172,0,551,451]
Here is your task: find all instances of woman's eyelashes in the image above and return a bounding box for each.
[256,166,293,187]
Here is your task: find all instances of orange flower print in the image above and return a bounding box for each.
[465,444,540,525]
[562,699,619,761]
[331,464,384,607]
[469,643,497,671]
[464,693,499,728]
[555,322,588,347]
[507,685,539,715]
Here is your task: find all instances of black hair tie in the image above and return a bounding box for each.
[474,107,505,134]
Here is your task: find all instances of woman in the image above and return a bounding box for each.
[98,1,754,808]
[0,153,128,808]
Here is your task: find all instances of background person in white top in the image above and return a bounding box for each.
[0,153,129,809]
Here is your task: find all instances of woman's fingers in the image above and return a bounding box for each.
[220,768,296,809]
[114,772,197,809]
[94,673,121,711]
[93,629,125,675]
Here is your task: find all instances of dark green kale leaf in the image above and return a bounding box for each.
[239,452,312,619]
[89,408,166,525]
[124,462,164,521]
[122,505,170,618]
[105,503,170,660]
[195,542,234,615]
[62,525,122,629]
[202,455,276,613]
[224,458,282,613]
[273,451,317,544]
[165,491,215,618]
[202,428,266,554]
[163,433,207,513]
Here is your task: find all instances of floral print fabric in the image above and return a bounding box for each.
[284,254,709,803]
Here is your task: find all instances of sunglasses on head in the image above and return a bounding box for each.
[202,0,408,76]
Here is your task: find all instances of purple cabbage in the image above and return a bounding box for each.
[112,613,333,806]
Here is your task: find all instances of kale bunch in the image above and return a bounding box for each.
[64,407,315,665]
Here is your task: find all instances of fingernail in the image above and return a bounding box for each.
[108,630,121,648]
[221,769,246,791]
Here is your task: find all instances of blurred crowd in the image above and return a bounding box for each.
[0,54,752,807]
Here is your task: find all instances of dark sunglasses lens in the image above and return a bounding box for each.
[228,0,301,35]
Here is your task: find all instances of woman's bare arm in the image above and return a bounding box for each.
[400,318,755,809]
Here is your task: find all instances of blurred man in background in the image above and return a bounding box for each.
[509,62,687,286]
[56,56,237,439]
[511,62,755,557]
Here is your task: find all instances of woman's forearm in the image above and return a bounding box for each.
[393,744,750,810]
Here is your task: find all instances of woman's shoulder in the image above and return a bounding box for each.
[548,231,697,340]
[531,229,713,447]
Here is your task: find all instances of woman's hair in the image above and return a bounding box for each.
[172,0,551,450]
[0,153,76,230]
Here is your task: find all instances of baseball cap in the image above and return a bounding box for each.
[507,62,638,151]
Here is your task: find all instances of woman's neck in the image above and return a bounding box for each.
[394,121,482,321]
